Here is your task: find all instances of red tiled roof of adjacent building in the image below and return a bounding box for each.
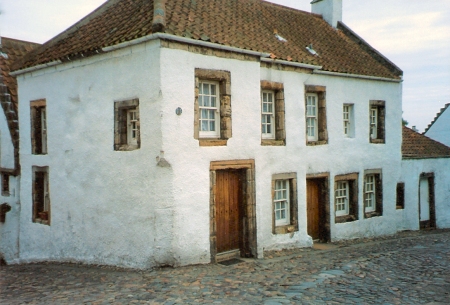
[12,0,402,80]
[402,126,450,159]
[1,37,40,112]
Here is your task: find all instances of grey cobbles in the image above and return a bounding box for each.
[1,229,449,304]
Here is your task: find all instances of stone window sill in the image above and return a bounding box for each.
[307,140,327,146]
[335,214,357,224]
[364,211,382,219]
[370,139,385,144]
[199,139,228,147]
[274,224,298,235]
[261,139,285,146]
[115,144,140,151]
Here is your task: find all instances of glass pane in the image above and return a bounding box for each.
[203,96,210,107]
[211,84,216,95]
[201,109,208,119]
[268,103,273,113]
[211,97,216,107]
[281,210,285,219]
[266,125,271,134]
[209,110,215,119]
[203,83,209,95]
[201,120,208,131]
[268,93,273,103]
[276,210,281,220]
[209,121,215,131]
[263,103,268,112]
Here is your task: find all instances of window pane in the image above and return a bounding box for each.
[203,83,209,95]
[209,121,215,131]
[203,96,210,107]
[211,97,216,107]
[201,120,208,131]
[211,84,216,95]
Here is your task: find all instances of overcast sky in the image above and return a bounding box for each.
[1,0,449,132]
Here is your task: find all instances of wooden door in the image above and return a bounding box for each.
[215,170,243,254]
[419,176,436,229]
[307,179,321,240]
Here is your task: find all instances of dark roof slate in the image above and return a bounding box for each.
[13,0,402,80]
[402,126,450,159]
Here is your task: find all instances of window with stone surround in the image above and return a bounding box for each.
[30,99,47,155]
[334,173,359,223]
[194,69,231,146]
[32,166,50,225]
[364,169,383,218]
[369,100,385,143]
[261,81,285,146]
[305,85,327,145]
[272,172,298,234]
[114,98,140,151]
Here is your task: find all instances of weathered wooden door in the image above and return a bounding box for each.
[215,170,243,254]
[307,179,321,240]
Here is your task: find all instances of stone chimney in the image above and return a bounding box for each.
[152,0,166,33]
[311,0,342,28]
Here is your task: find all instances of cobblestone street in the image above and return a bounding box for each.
[1,229,449,305]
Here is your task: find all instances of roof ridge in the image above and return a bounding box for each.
[0,36,41,46]
[424,103,450,134]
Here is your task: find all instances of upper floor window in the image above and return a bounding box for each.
[114,98,140,151]
[2,173,10,196]
[30,99,47,155]
[260,81,285,146]
[261,91,275,139]
[194,69,231,146]
[343,104,354,137]
[199,81,220,138]
[369,100,385,144]
[305,85,328,145]
[306,93,318,142]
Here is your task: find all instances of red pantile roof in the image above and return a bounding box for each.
[1,37,40,112]
[424,103,450,134]
[13,0,402,80]
[402,126,450,159]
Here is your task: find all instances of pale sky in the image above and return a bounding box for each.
[1,0,449,132]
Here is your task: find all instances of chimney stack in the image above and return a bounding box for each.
[311,0,342,28]
[152,0,166,33]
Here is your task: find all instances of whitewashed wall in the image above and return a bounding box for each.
[11,41,404,268]
[159,47,403,263]
[425,107,450,147]
[400,159,450,230]
[0,106,20,262]
[15,40,171,269]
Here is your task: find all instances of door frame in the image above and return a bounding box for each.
[306,173,330,242]
[419,172,436,229]
[210,160,257,262]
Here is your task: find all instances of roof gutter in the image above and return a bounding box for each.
[313,69,403,83]
[9,60,62,76]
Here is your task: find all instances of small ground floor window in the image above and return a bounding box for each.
[32,166,50,225]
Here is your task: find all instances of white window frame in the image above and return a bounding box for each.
[41,108,48,154]
[274,179,290,226]
[364,174,376,212]
[343,104,354,138]
[261,90,275,139]
[335,181,349,216]
[306,93,318,141]
[370,106,378,139]
[199,81,220,138]
[127,109,138,145]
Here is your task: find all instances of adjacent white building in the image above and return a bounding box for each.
[0,0,447,269]
[424,103,450,147]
